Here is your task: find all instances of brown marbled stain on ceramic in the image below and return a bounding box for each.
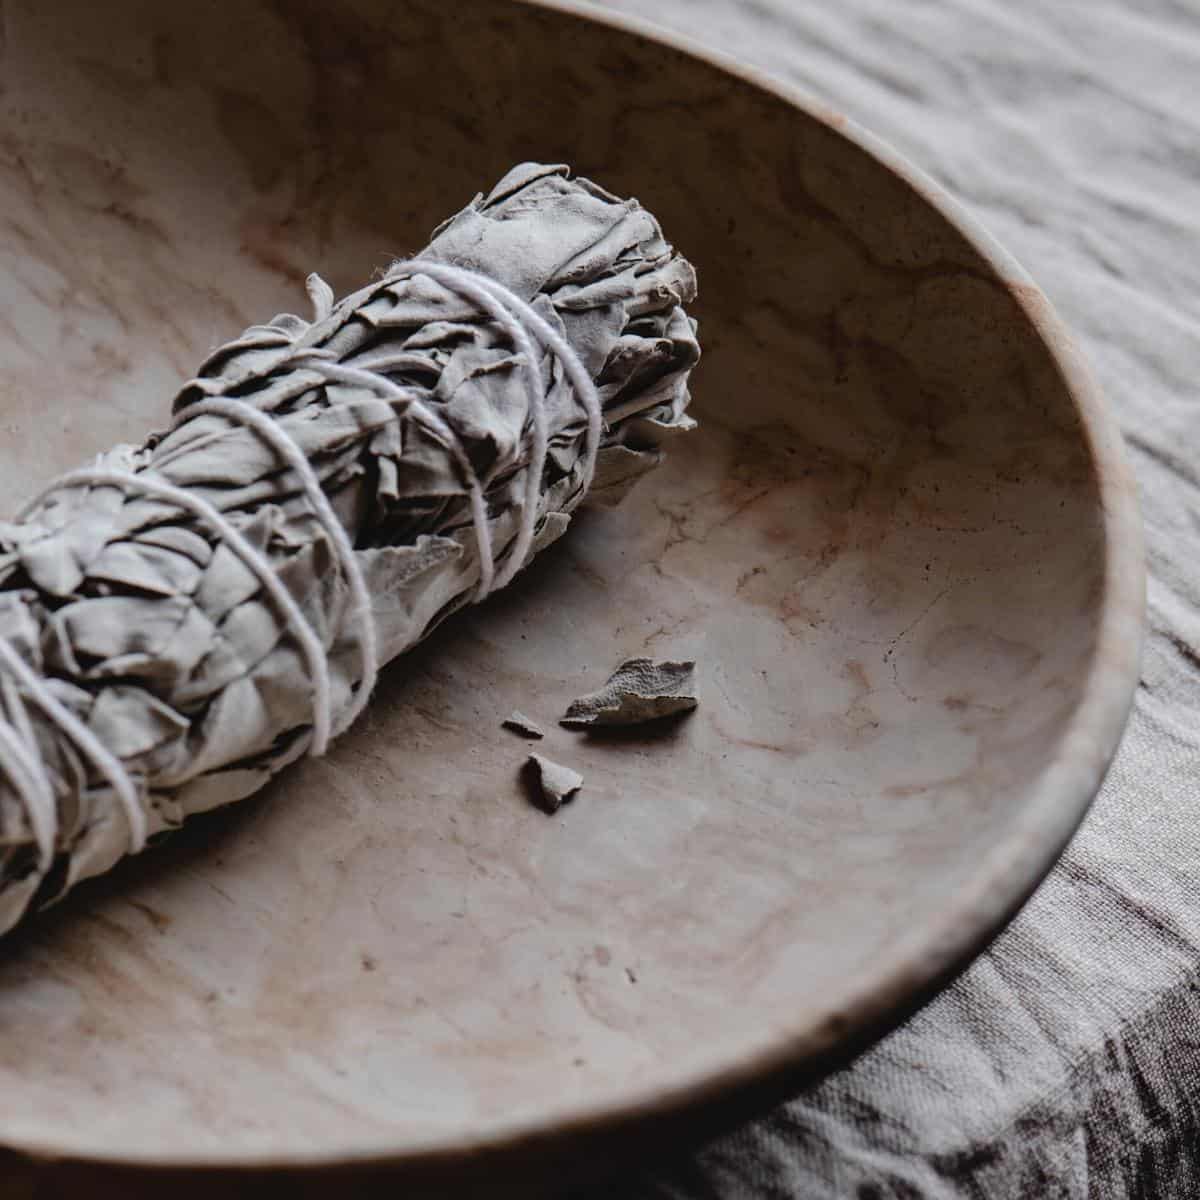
[0,0,1140,1174]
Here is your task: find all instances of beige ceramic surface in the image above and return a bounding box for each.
[0,0,1142,1178]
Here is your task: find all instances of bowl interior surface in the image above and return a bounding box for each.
[0,0,1136,1169]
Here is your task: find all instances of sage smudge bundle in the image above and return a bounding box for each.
[0,163,699,935]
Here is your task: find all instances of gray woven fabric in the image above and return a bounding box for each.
[582,0,1200,1195]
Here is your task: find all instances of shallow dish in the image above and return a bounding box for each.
[0,0,1142,1190]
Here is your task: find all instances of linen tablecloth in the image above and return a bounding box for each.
[573,1,1200,1196]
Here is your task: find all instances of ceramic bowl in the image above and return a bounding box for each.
[0,0,1142,1192]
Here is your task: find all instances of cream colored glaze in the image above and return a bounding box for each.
[0,0,1142,1180]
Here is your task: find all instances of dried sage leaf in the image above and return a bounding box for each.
[528,753,583,814]
[560,658,698,728]
[502,711,545,739]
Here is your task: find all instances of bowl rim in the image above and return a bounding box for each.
[4,0,1146,1175]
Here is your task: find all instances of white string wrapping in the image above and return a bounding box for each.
[0,635,147,862]
[177,397,379,740]
[0,262,601,871]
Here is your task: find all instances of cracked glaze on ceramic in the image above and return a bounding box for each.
[0,0,1142,1176]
